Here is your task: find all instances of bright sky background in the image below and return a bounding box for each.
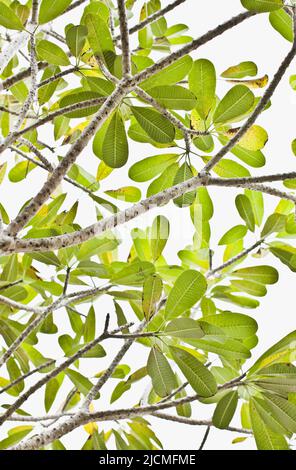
[1,0,296,450]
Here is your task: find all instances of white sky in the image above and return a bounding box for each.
[1,0,296,451]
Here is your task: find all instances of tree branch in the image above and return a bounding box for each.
[0,295,44,314]
[4,83,130,237]
[115,0,187,41]
[117,0,131,76]
[0,322,134,426]
[11,376,245,450]
[3,172,296,254]
[152,412,251,435]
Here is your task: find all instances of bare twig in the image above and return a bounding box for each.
[0,359,55,395]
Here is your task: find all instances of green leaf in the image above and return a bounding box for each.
[189,59,216,119]
[0,426,33,450]
[263,394,296,434]
[234,125,268,151]
[292,138,296,156]
[38,66,61,105]
[138,3,153,49]
[30,251,61,267]
[221,61,258,79]
[219,225,248,245]
[189,334,251,359]
[165,269,207,319]
[241,0,283,13]
[210,158,251,178]
[65,369,94,396]
[248,330,296,375]
[142,274,163,320]
[66,25,88,57]
[170,346,217,397]
[150,215,170,261]
[202,312,258,339]
[218,135,266,168]
[213,391,238,429]
[251,397,289,434]
[59,91,102,118]
[39,0,72,24]
[173,163,195,208]
[269,243,296,272]
[164,318,204,340]
[146,85,196,110]
[84,13,114,56]
[84,306,96,343]
[36,40,70,66]
[141,56,193,90]
[235,194,255,232]
[230,279,267,297]
[9,161,35,183]
[102,112,129,168]
[105,186,141,202]
[245,189,264,226]
[261,213,286,237]
[213,85,254,125]
[231,266,279,284]
[128,154,178,182]
[0,2,24,30]
[84,77,115,96]
[45,378,61,412]
[269,9,293,42]
[77,234,119,260]
[250,400,289,450]
[111,259,155,286]
[81,1,110,23]
[147,347,177,398]
[131,107,175,144]
[147,163,179,197]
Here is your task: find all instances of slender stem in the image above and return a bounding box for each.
[38,66,79,88]
[1,63,47,91]
[9,145,100,198]
[0,359,55,395]
[152,413,251,435]
[199,426,211,450]
[4,97,107,141]
[64,0,88,14]
[115,0,187,41]
[0,280,23,292]
[207,240,264,278]
[0,323,133,426]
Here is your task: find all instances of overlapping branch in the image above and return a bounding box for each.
[1,171,296,254]
[1,2,296,451]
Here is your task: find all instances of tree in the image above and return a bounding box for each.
[0,0,296,451]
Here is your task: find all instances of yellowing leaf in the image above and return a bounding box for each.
[225,74,269,89]
[105,186,141,202]
[84,404,98,435]
[221,61,258,79]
